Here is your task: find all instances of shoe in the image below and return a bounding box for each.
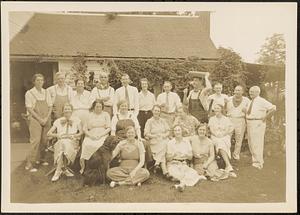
[225,165,234,173]
[219,172,229,180]
[41,161,49,166]
[174,184,185,192]
[137,182,142,187]
[29,168,38,173]
[110,181,117,188]
[233,155,240,160]
[199,175,207,180]
[229,172,237,178]
[210,177,219,182]
[64,169,74,177]
[79,168,84,175]
[252,163,263,169]
[35,161,40,165]
[52,170,62,182]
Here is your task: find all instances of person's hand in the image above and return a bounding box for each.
[205,72,210,78]
[129,169,137,179]
[39,118,47,126]
[183,88,188,95]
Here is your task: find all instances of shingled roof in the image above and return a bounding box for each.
[10,13,218,60]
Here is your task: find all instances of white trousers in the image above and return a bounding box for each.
[230,117,246,158]
[246,120,266,166]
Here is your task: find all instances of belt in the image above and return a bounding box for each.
[229,116,245,119]
[173,159,188,163]
[73,108,89,111]
[128,108,135,111]
[140,110,152,113]
[104,105,112,108]
[246,118,263,120]
[161,111,175,115]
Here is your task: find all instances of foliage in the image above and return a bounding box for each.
[256,33,286,66]
[71,52,88,83]
[209,47,247,95]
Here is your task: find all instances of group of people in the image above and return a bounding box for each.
[24,70,276,191]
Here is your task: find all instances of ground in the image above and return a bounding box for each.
[11,128,286,203]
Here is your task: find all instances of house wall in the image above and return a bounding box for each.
[57,60,109,88]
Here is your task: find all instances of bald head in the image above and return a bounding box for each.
[249,86,260,99]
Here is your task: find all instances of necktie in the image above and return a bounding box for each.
[165,92,169,112]
[247,99,254,115]
[125,86,130,108]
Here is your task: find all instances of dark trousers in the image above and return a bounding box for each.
[137,110,153,138]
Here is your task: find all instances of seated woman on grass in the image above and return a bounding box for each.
[47,103,82,182]
[166,124,201,192]
[107,126,150,187]
[190,123,229,181]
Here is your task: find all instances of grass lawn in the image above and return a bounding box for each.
[11,128,286,203]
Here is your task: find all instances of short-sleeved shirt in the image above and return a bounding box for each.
[70,90,91,110]
[25,87,53,108]
[246,96,276,119]
[207,93,229,108]
[139,90,156,111]
[47,84,73,103]
[53,116,82,135]
[157,92,181,113]
[227,96,250,118]
[166,137,193,160]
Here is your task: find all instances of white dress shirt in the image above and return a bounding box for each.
[157,91,181,113]
[70,90,91,110]
[89,86,115,107]
[246,96,276,119]
[139,90,156,111]
[113,85,139,116]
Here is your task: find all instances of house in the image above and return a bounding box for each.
[9,11,218,142]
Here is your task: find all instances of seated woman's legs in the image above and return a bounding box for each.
[219,149,232,171]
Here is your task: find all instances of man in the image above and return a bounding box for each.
[113,73,139,116]
[227,85,250,160]
[207,82,229,116]
[246,86,276,169]
[138,78,156,137]
[71,79,91,125]
[157,81,182,127]
[89,71,115,117]
[47,72,73,120]
[183,72,212,123]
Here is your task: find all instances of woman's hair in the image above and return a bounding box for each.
[32,73,44,83]
[62,102,73,112]
[75,78,85,86]
[196,123,208,135]
[213,103,224,110]
[117,99,128,110]
[125,126,136,135]
[152,104,161,111]
[90,99,104,112]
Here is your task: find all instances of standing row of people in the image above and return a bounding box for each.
[24,71,276,188]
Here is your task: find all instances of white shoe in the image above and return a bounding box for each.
[229,172,237,178]
[64,169,74,177]
[233,154,240,160]
[52,170,62,182]
[252,163,263,169]
[29,168,38,173]
[225,165,234,173]
[137,182,142,187]
[41,161,49,166]
[110,181,117,188]
[174,184,185,192]
[199,175,207,180]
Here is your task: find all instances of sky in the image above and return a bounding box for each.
[8,3,295,63]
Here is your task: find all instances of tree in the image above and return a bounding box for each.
[256,33,286,66]
[209,47,247,95]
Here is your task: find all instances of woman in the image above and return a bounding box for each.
[173,105,200,137]
[70,79,91,126]
[190,124,229,181]
[208,104,235,173]
[47,103,83,182]
[24,74,53,172]
[111,100,141,140]
[166,125,201,192]
[47,72,73,120]
[80,100,111,174]
[144,105,170,177]
[107,126,150,187]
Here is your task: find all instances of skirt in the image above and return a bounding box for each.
[81,134,108,160]
[193,156,224,177]
[211,135,232,159]
[54,138,79,165]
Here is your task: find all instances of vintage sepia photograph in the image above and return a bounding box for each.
[1,2,297,213]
